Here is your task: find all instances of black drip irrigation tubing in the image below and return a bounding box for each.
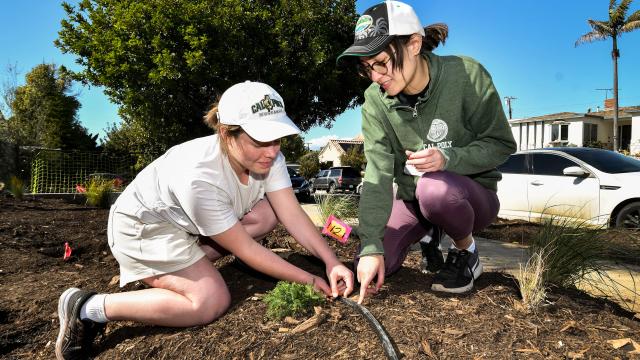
[338,297,400,360]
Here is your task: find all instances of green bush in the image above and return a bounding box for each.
[263,281,325,320]
[8,176,24,200]
[85,178,114,208]
[298,151,320,180]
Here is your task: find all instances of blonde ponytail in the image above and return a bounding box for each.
[203,101,243,155]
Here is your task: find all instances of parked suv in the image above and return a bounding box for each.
[310,166,362,194]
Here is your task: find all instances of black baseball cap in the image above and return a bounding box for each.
[337,1,425,62]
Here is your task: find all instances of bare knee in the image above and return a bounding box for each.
[191,286,231,325]
[242,200,279,239]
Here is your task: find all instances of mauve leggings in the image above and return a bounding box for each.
[357,171,500,275]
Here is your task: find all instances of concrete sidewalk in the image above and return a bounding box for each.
[301,203,639,313]
[302,203,527,273]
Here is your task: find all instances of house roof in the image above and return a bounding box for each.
[330,139,364,154]
[509,106,640,124]
[318,139,364,157]
[509,112,585,124]
[590,106,640,118]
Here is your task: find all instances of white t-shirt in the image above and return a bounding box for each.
[114,135,292,236]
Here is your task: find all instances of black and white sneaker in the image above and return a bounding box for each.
[431,247,483,293]
[55,288,105,360]
[419,227,444,274]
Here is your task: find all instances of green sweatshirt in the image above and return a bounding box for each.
[358,51,517,257]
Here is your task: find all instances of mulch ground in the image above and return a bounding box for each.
[1,195,640,359]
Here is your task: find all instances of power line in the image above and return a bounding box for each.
[595,88,613,101]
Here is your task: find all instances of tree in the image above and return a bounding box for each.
[280,135,307,164]
[4,64,97,150]
[339,144,366,170]
[576,0,640,151]
[298,151,320,180]
[56,0,366,164]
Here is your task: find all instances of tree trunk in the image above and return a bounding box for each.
[612,35,619,152]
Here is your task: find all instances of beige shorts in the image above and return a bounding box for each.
[108,204,206,287]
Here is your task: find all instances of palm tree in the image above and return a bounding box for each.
[576,0,640,151]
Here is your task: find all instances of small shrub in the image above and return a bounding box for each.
[314,193,358,224]
[584,140,608,149]
[263,281,325,320]
[8,176,24,200]
[515,251,547,311]
[85,178,114,208]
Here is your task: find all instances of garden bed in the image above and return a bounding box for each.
[1,195,639,359]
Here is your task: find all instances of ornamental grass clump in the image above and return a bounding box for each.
[263,281,325,320]
[85,178,114,208]
[529,213,639,309]
[515,250,548,311]
[314,193,358,224]
[530,215,609,288]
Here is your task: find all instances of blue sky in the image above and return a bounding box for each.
[2,1,639,150]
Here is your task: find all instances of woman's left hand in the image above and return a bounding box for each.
[405,148,445,172]
[326,263,354,298]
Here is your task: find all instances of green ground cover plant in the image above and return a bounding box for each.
[263,281,325,320]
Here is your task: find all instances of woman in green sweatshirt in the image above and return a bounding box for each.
[338,0,517,304]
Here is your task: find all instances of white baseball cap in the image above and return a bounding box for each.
[338,1,425,61]
[218,81,301,142]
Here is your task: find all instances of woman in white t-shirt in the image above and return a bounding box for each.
[55,81,355,360]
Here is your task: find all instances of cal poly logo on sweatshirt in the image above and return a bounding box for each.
[426,119,448,142]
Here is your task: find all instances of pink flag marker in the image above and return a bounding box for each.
[63,242,72,261]
[322,214,352,244]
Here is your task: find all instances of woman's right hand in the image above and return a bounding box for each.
[308,275,333,297]
[356,255,385,304]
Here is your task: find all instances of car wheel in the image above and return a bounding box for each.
[328,183,336,194]
[615,202,640,229]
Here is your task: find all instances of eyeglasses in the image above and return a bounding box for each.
[357,57,392,78]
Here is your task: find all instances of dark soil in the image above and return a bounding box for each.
[1,195,639,359]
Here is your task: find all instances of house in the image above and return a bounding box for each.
[318,135,364,167]
[508,102,640,153]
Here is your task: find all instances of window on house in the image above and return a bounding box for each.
[551,123,569,142]
[583,123,598,143]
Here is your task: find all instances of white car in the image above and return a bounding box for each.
[496,147,640,229]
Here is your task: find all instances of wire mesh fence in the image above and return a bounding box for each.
[28,149,138,194]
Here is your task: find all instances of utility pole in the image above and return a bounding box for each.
[504,96,517,120]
